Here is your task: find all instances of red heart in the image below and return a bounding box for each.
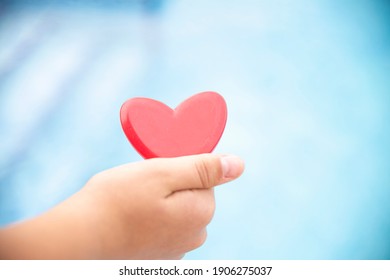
[120,91,227,159]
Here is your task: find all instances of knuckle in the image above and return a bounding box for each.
[194,230,208,249]
[197,197,215,226]
[187,230,208,251]
[194,158,214,189]
[187,191,216,228]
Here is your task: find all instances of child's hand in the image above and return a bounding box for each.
[0,154,244,259]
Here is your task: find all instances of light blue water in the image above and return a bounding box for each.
[0,0,389,259]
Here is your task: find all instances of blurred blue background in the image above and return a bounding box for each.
[0,0,389,259]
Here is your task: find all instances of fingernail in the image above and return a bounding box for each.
[220,155,245,180]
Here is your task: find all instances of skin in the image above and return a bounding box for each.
[0,154,244,259]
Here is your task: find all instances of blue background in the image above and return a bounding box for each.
[0,0,389,259]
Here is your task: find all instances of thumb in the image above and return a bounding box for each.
[145,153,245,194]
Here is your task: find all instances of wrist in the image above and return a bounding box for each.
[0,190,102,259]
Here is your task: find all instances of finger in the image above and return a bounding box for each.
[167,188,216,228]
[144,153,245,194]
[93,153,244,197]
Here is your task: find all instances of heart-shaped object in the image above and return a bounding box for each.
[120,91,227,159]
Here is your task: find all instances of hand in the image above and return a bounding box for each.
[0,154,244,259]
